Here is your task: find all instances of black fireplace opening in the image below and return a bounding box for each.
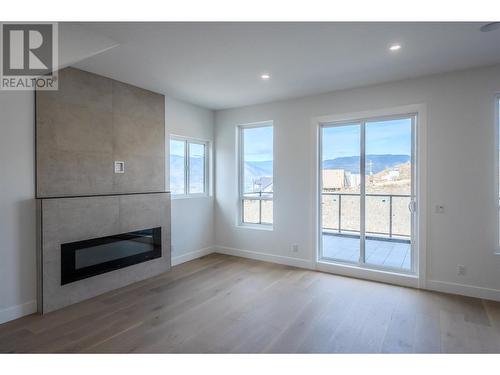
[61,227,162,285]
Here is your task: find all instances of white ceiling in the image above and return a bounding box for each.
[73,22,500,110]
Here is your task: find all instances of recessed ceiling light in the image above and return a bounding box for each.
[389,44,402,51]
[261,74,270,80]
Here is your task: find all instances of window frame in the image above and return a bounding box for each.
[169,135,209,199]
[496,95,500,253]
[237,121,274,229]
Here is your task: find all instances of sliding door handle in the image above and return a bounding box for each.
[408,200,416,213]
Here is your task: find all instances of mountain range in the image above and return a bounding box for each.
[170,154,410,192]
[170,154,205,192]
[322,154,410,174]
[244,154,410,178]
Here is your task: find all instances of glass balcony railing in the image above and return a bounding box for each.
[242,192,273,225]
[321,192,411,239]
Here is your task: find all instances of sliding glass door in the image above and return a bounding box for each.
[319,115,416,274]
[321,123,362,263]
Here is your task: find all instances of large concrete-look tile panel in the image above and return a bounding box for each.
[112,80,165,193]
[39,193,171,313]
[37,149,114,196]
[111,155,165,193]
[36,67,165,197]
[36,68,114,197]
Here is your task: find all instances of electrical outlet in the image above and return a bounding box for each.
[435,205,445,214]
[457,265,466,276]
[291,244,299,253]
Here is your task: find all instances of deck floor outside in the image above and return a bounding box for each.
[322,233,411,271]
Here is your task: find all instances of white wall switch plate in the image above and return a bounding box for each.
[114,161,125,173]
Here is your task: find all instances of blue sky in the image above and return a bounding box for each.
[243,126,273,162]
[170,140,205,158]
[170,139,185,157]
[322,118,412,160]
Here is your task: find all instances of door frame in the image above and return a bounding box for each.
[311,104,428,289]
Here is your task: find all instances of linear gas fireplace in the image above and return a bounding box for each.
[61,227,162,285]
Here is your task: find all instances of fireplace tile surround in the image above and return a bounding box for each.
[35,67,171,314]
[37,193,171,313]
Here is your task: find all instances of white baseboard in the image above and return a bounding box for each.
[0,300,37,325]
[171,246,215,266]
[426,279,500,302]
[214,246,314,269]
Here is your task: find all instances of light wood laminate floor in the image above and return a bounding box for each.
[1,253,500,353]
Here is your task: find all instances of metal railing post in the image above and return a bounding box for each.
[338,194,342,233]
[389,195,393,238]
[259,191,262,224]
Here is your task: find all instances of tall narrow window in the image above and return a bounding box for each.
[238,122,274,226]
[169,136,208,197]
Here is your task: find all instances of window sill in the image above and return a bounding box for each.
[171,194,211,200]
[236,223,274,231]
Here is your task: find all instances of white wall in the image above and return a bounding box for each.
[214,64,500,300]
[166,96,215,265]
[0,91,37,323]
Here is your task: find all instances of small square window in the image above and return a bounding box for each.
[170,137,209,197]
